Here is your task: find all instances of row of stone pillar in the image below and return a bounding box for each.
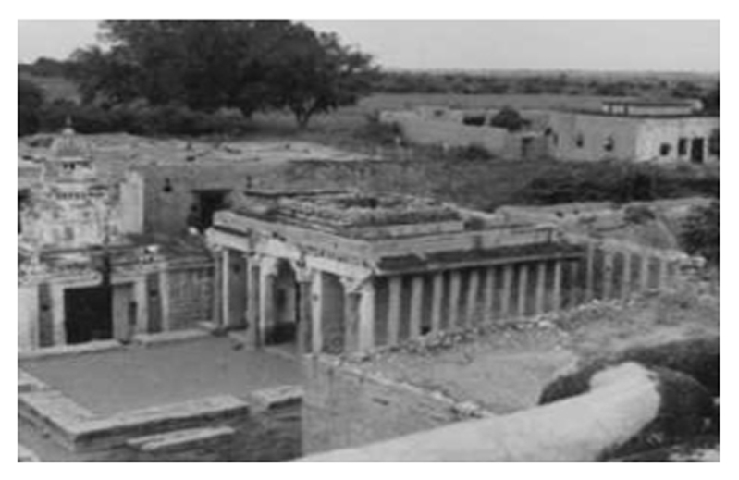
[381,262,564,349]
[211,245,679,356]
[583,244,674,303]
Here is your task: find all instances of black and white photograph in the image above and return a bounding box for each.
[14,8,722,464]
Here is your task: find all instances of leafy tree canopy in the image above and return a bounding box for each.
[68,21,375,128]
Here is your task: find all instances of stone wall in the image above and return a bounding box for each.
[380,111,520,157]
[302,354,486,455]
[18,371,302,462]
[136,163,291,237]
[166,262,215,331]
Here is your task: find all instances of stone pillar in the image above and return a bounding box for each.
[134,278,149,335]
[621,253,632,300]
[640,254,651,291]
[410,276,424,339]
[340,277,360,353]
[311,272,325,354]
[159,268,171,331]
[584,243,596,302]
[517,264,529,317]
[484,267,496,321]
[291,261,314,356]
[602,252,614,300]
[534,262,547,315]
[500,265,513,318]
[568,261,579,308]
[448,271,462,328]
[465,270,480,326]
[387,276,402,346]
[552,261,562,313]
[221,249,230,328]
[340,275,376,353]
[212,246,224,326]
[431,272,444,333]
[245,254,260,348]
[259,255,279,347]
[657,257,669,291]
[51,284,65,347]
[358,279,376,352]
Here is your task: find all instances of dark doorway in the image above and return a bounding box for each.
[190,190,230,231]
[691,138,705,164]
[19,190,30,234]
[521,137,535,159]
[65,287,113,344]
[266,261,299,346]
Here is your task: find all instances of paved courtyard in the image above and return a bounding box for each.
[21,337,301,416]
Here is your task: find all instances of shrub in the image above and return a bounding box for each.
[681,201,719,265]
[33,102,254,137]
[623,205,656,225]
[514,163,719,205]
[488,106,530,131]
[455,143,493,161]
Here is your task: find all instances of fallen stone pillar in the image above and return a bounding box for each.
[300,363,661,462]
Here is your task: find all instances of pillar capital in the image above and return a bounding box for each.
[339,275,374,295]
[253,254,279,277]
[204,229,223,253]
[289,258,315,283]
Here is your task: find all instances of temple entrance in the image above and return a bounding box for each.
[190,190,230,232]
[64,286,113,344]
[265,260,300,348]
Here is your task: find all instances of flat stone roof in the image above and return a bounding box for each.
[213,190,572,269]
[229,190,464,237]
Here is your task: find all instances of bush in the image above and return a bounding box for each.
[515,163,720,205]
[33,102,254,137]
[623,204,656,225]
[357,116,402,145]
[681,201,719,265]
[455,143,493,161]
[488,106,530,131]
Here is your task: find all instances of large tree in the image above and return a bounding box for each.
[19,78,45,136]
[69,20,375,126]
[260,24,376,128]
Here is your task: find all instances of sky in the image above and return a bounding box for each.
[18,20,720,72]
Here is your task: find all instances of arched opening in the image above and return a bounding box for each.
[265,259,300,349]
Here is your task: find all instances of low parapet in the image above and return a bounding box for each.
[213,190,574,273]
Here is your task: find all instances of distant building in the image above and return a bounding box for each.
[545,101,719,164]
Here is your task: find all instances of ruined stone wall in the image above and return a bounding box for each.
[166,262,215,331]
[302,355,477,456]
[136,163,290,237]
[18,285,39,352]
[380,112,515,156]
[19,373,302,462]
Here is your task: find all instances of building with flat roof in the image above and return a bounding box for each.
[545,101,719,164]
[206,190,585,355]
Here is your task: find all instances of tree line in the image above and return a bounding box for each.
[18,20,720,138]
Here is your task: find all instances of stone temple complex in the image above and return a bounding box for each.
[206,190,585,355]
[18,130,710,463]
